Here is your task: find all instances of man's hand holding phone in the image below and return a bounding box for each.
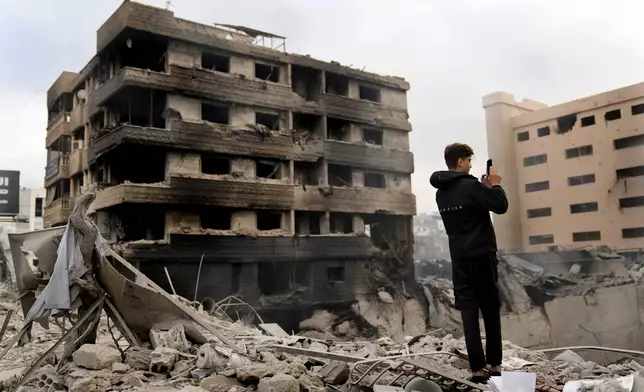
[484,169,502,186]
[482,158,502,187]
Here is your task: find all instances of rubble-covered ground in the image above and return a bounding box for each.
[3,281,644,392]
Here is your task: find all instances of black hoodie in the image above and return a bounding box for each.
[430,170,508,261]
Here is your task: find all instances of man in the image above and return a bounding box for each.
[429,143,508,383]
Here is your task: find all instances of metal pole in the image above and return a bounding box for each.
[164,266,176,295]
[194,254,205,302]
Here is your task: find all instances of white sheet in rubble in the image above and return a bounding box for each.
[562,374,634,392]
[488,372,536,392]
[24,225,92,324]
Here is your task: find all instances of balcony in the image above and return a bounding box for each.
[44,198,74,227]
[69,149,85,175]
[46,112,71,148]
[45,155,70,187]
[324,141,414,173]
[294,186,416,215]
[89,176,415,215]
[90,177,294,212]
[89,66,410,131]
[88,123,323,164]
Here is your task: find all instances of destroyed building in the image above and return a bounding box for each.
[422,248,644,365]
[483,86,644,254]
[43,1,416,325]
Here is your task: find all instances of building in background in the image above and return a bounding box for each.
[0,174,45,282]
[0,170,44,233]
[483,84,644,253]
[413,212,449,260]
[43,1,416,322]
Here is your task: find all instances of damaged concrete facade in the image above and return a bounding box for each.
[43,2,415,322]
[483,86,644,253]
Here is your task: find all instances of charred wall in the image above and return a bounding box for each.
[95,1,409,90]
[133,236,374,305]
[88,123,324,164]
[88,67,410,131]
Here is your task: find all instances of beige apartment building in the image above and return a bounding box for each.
[483,83,644,253]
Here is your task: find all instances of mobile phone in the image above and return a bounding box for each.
[486,159,493,176]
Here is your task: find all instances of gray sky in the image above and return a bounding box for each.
[1,0,644,213]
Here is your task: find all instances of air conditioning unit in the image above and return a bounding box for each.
[72,140,83,150]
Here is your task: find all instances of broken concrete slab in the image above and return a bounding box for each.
[126,346,152,370]
[258,373,300,392]
[150,323,191,352]
[259,323,289,337]
[235,362,308,384]
[553,349,586,365]
[318,361,350,385]
[196,343,227,370]
[72,344,121,370]
[150,347,179,373]
[111,362,130,374]
[199,374,243,392]
[309,341,329,352]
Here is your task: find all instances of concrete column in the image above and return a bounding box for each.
[289,210,296,234]
[353,215,365,234]
[288,161,295,184]
[482,92,545,253]
[318,116,327,139]
[318,160,329,186]
[166,94,201,121]
[230,106,254,127]
[231,211,257,230]
[166,152,200,180]
[320,211,331,234]
[281,212,292,232]
[349,124,362,143]
[320,70,326,95]
[286,111,294,130]
[165,211,200,239]
[352,170,364,187]
[231,158,255,178]
[285,64,292,87]
[348,80,360,99]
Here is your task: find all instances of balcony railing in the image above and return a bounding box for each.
[47,111,70,128]
[45,155,70,181]
[46,112,72,148]
[44,198,73,227]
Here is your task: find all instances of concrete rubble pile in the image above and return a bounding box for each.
[1,188,644,392]
[4,291,644,392]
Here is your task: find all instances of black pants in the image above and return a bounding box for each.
[452,254,502,371]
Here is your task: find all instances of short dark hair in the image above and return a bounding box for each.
[444,143,474,169]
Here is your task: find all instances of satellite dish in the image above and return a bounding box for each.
[76,89,87,101]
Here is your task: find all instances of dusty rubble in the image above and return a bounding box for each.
[2,285,644,392]
[2,199,644,392]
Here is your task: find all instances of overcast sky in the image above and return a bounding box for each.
[1,0,644,213]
